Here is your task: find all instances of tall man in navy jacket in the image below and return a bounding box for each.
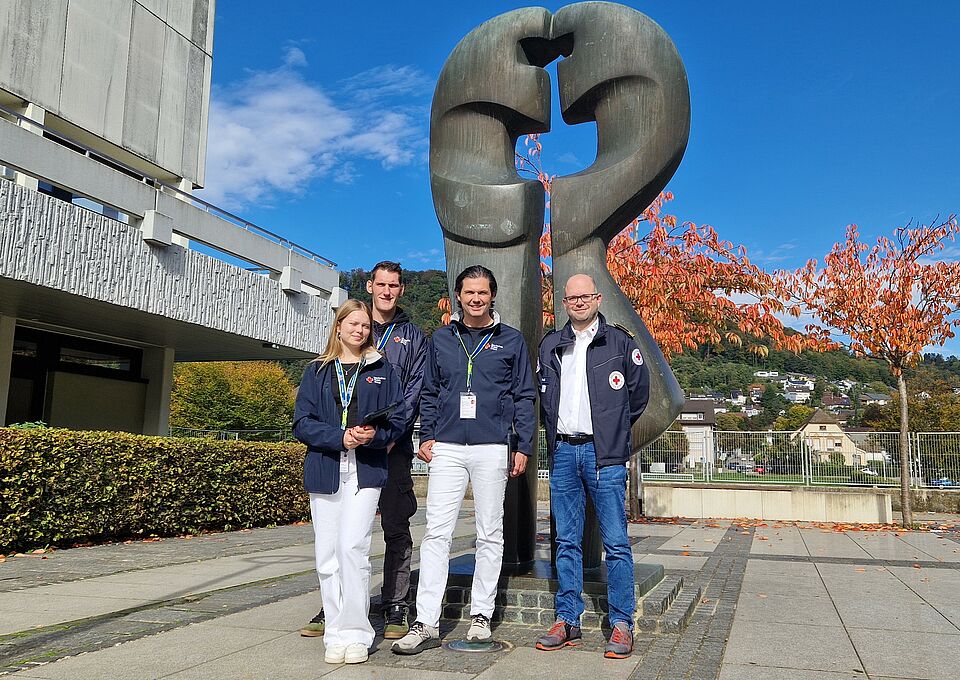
[535,274,650,659]
[392,265,537,654]
[300,262,426,641]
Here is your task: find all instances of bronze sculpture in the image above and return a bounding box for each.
[430,2,689,572]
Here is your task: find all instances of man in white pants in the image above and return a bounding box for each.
[392,265,537,654]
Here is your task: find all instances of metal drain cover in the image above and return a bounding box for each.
[443,639,513,653]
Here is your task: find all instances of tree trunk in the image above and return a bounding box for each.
[897,373,912,527]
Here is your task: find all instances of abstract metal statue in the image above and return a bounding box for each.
[430,2,689,573]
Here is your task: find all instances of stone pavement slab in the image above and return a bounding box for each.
[472,646,638,679]
[721,620,864,674]
[750,526,808,556]
[845,532,940,562]
[658,527,727,553]
[847,627,960,680]
[11,624,285,680]
[796,530,872,559]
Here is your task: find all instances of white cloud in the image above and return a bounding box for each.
[405,248,443,265]
[339,64,433,104]
[200,56,428,208]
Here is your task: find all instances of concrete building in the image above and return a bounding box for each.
[677,398,716,469]
[795,409,883,467]
[0,1,344,434]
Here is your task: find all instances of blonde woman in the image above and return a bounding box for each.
[294,299,405,664]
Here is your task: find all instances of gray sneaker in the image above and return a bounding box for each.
[466,613,492,641]
[391,621,440,655]
[604,621,634,659]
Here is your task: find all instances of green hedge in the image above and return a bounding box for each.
[0,428,308,553]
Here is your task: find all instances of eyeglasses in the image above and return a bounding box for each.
[562,293,600,304]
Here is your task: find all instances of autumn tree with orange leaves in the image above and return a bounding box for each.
[781,218,960,526]
[512,135,832,358]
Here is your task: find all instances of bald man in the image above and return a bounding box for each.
[535,274,650,659]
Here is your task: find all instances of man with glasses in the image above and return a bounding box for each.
[534,274,650,659]
[300,261,426,641]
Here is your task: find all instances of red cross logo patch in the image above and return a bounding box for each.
[608,371,625,390]
[366,376,374,383]
[632,348,644,366]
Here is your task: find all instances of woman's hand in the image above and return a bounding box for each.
[350,425,376,446]
[342,429,360,450]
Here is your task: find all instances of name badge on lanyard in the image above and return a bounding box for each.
[454,327,495,420]
[335,358,364,429]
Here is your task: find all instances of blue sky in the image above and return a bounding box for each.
[202,1,960,356]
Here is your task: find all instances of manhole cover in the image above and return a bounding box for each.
[443,639,513,653]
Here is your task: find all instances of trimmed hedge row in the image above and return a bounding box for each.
[0,428,308,553]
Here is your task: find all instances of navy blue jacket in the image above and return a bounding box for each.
[293,351,405,494]
[538,314,650,467]
[419,312,537,456]
[372,308,426,457]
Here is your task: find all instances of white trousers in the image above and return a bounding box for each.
[415,442,509,628]
[310,450,381,647]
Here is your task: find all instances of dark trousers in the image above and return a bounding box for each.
[378,446,417,608]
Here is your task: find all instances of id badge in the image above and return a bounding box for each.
[460,391,477,419]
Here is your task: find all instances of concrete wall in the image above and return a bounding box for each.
[643,483,894,524]
[47,371,146,433]
[0,181,332,355]
[0,0,213,184]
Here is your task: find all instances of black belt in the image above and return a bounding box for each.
[558,433,594,445]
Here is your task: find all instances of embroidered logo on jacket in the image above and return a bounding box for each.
[608,371,625,390]
[632,348,644,366]
[366,376,385,385]
[393,336,410,345]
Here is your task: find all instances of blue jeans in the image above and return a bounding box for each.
[551,441,635,629]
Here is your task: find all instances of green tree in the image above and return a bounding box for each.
[774,405,815,431]
[171,362,295,436]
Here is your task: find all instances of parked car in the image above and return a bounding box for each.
[858,467,880,477]
[753,465,765,475]
[929,476,957,488]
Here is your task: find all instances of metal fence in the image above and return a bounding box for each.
[639,430,960,490]
[169,426,960,490]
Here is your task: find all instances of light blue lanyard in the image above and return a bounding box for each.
[334,358,364,428]
[453,328,496,391]
[375,322,397,352]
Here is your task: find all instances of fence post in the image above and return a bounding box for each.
[913,433,922,489]
[802,437,811,486]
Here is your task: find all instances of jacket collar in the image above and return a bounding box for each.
[450,309,501,334]
[373,307,410,334]
[557,312,608,348]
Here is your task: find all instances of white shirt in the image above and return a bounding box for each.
[557,318,599,435]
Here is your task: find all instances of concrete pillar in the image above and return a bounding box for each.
[142,346,175,435]
[14,103,45,191]
[0,316,15,425]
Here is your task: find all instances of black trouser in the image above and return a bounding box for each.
[378,445,417,609]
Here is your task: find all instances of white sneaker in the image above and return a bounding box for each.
[391,621,441,655]
[344,643,368,664]
[324,643,346,664]
[467,614,492,641]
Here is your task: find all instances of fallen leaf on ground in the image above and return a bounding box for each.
[757,536,769,541]
[681,551,691,556]
[913,563,922,569]
[757,593,768,598]
[854,568,866,573]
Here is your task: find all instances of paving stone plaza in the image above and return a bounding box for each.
[1,503,959,679]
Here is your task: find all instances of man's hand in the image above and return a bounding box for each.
[418,439,435,463]
[509,452,527,478]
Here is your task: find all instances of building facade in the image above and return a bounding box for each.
[0,0,344,434]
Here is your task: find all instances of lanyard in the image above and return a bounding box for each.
[453,327,496,391]
[334,358,364,428]
[375,322,397,352]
